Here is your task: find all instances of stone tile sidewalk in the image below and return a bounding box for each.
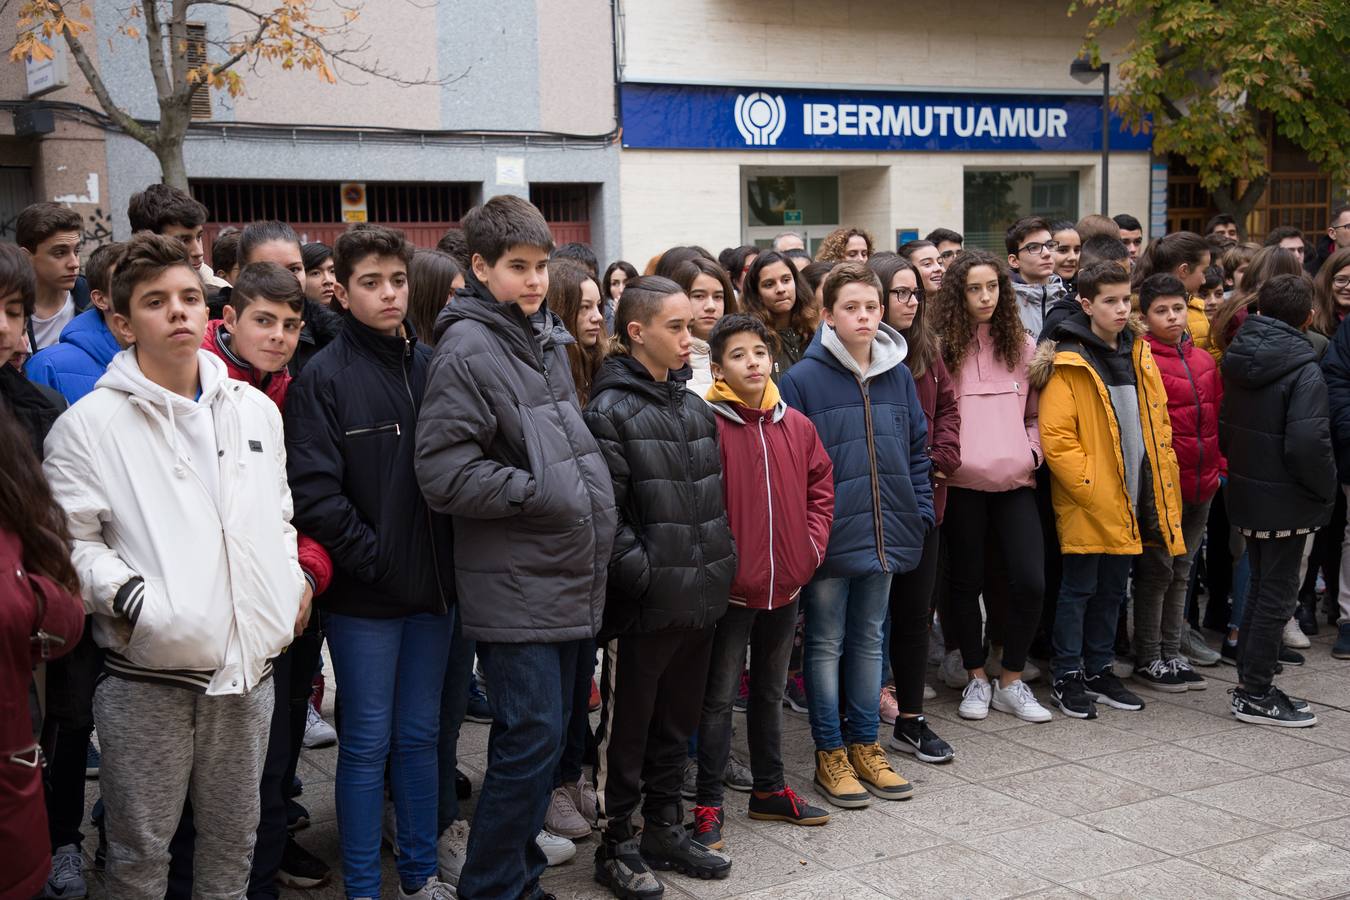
[83,628,1350,899]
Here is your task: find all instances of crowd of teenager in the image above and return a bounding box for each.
[4,181,1350,900]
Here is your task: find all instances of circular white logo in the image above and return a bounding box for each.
[734,93,787,146]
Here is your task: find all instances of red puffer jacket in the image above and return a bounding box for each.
[912,354,961,525]
[0,529,85,900]
[1143,332,1224,504]
[202,320,333,594]
[708,383,834,610]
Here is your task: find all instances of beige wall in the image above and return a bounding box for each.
[618,149,1152,264]
[620,0,1128,91]
[537,0,615,133]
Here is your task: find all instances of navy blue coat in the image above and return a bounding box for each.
[779,326,934,578]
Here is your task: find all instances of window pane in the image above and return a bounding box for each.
[963,170,1080,253]
[746,176,839,228]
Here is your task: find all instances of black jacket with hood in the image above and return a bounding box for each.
[583,354,736,639]
[414,275,617,644]
[1220,314,1337,532]
[284,314,454,619]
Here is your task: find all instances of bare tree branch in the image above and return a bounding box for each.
[59,17,158,146]
[139,0,173,103]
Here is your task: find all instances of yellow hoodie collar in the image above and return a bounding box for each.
[706,376,780,410]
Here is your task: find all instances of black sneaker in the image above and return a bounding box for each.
[747,787,830,826]
[1085,670,1145,711]
[595,837,664,899]
[286,798,310,833]
[688,805,724,850]
[1279,646,1305,666]
[278,836,331,889]
[1132,659,1187,693]
[640,814,731,881]
[1165,657,1208,690]
[888,715,955,763]
[1272,685,1312,713]
[1051,672,1097,719]
[1220,639,1238,665]
[1230,686,1318,727]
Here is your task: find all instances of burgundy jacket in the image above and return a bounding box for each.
[708,389,834,609]
[1143,332,1225,504]
[202,320,333,595]
[0,529,84,900]
[913,353,961,525]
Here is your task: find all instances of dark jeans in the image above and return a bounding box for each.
[1237,533,1307,692]
[556,639,596,786]
[1053,553,1131,679]
[942,486,1045,673]
[695,603,797,807]
[595,627,716,838]
[282,621,324,808]
[43,621,102,851]
[459,639,584,900]
[438,608,475,832]
[889,526,940,714]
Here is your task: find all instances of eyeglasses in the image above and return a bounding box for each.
[888,287,918,302]
[1016,241,1059,255]
[1333,223,1350,233]
[937,250,959,262]
[1334,276,1350,289]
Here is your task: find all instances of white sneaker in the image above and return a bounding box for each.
[1284,617,1312,649]
[398,876,457,899]
[1021,659,1042,683]
[958,677,992,720]
[536,828,576,866]
[302,703,337,748]
[991,678,1053,723]
[437,819,469,885]
[923,683,937,701]
[939,650,967,689]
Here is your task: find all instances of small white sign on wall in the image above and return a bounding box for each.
[25,33,69,98]
[496,156,526,187]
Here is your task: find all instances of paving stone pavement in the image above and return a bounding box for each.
[78,627,1350,899]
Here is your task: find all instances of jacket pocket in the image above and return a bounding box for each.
[517,402,590,526]
[959,382,1034,485]
[124,577,227,671]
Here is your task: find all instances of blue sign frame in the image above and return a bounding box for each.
[620,82,1151,154]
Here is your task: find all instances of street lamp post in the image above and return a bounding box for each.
[1070,57,1111,214]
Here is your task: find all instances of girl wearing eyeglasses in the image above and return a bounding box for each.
[869,254,961,762]
[1311,248,1350,338]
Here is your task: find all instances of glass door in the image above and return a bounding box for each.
[743,174,839,256]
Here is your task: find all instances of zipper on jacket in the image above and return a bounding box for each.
[674,384,708,617]
[1176,345,1205,500]
[857,378,889,572]
[401,338,449,615]
[1139,349,1181,547]
[344,422,400,438]
[756,416,777,608]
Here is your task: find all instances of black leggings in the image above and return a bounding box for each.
[941,486,1045,674]
[888,526,940,714]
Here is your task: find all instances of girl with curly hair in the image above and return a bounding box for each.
[931,250,1050,724]
[739,250,816,379]
[815,227,874,264]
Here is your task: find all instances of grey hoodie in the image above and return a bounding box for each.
[819,320,909,382]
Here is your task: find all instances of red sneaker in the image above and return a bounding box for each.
[589,677,601,712]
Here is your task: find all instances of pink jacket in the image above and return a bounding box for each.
[946,326,1042,492]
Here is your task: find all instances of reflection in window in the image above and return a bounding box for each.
[963,170,1080,252]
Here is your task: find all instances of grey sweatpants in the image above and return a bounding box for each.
[1134,497,1212,663]
[93,675,273,900]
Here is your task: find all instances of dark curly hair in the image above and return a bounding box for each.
[933,250,1024,374]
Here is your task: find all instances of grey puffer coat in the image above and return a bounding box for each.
[414,276,617,643]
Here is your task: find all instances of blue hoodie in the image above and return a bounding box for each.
[25,308,121,405]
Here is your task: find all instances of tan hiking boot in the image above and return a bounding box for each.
[848,742,914,800]
[813,747,870,808]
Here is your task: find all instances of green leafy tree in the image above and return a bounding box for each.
[1072,0,1350,237]
[10,0,450,190]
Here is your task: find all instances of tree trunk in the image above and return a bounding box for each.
[156,141,190,191]
[154,100,192,190]
[1210,175,1270,240]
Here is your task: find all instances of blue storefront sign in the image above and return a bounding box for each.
[620,82,1151,154]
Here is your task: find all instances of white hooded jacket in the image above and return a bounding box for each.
[43,348,304,695]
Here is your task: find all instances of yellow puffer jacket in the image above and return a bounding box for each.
[1030,331,1185,556]
[1187,296,1218,362]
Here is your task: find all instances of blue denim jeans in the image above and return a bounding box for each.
[438,607,475,832]
[458,639,584,900]
[802,573,893,750]
[1052,553,1131,679]
[326,612,452,898]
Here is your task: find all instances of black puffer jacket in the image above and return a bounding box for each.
[583,355,735,638]
[1320,314,1350,483]
[284,316,454,619]
[292,298,343,375]
[1220,314,1337,532]
[415,277,617,644]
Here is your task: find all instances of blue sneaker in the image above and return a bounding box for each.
[1334,623,1350,660]
[85,741,100,779]
[466,675,492,724]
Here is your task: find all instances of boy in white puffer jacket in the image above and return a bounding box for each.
[43,233,305,899]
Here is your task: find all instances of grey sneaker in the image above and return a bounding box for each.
[680,758,697,800]
[722,753,753,792]
[1180,627,1221,666]
[595,837,665,899]
[545,785,592,839]
[42,844,87,899]
[565,774,598,826]
[436,819,469,885]
[398,876,458,899]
